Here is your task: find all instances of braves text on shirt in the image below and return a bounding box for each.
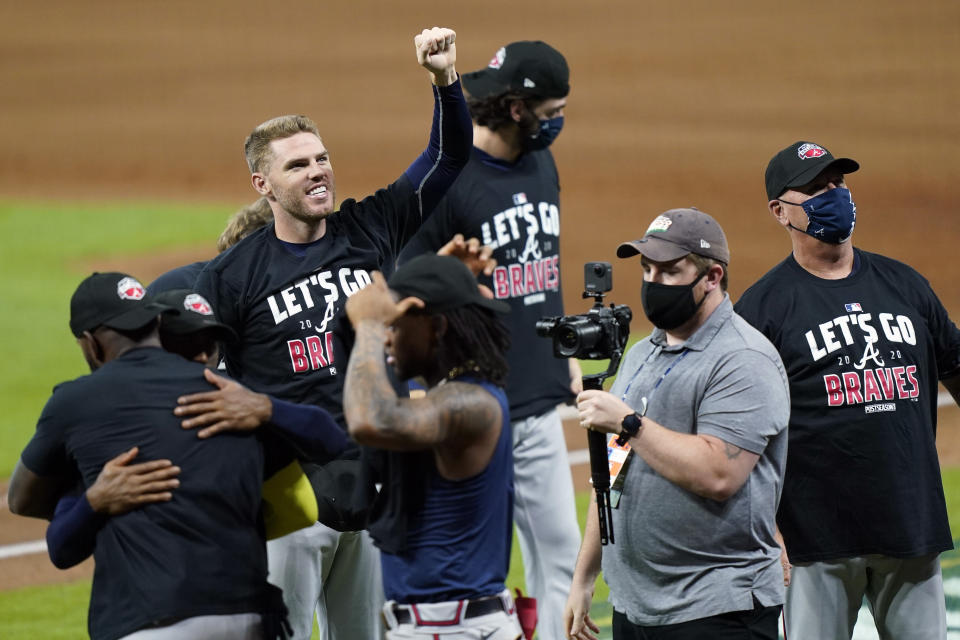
[264,267,371,374]
[804,310,922,410]
[481,200,561,303]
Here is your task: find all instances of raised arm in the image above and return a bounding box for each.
[404,28,472,218]
[415,26,458,87]
[343,273,499,457]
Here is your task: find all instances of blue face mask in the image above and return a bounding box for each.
[785,187,857,244]
[523,116,564,151]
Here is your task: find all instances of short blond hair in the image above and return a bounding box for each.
[217,197,274,253]
[244,115,321,174]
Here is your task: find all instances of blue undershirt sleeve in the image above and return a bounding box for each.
[403,78,472,217]
[45,493,106,569]
[268,397,349,460]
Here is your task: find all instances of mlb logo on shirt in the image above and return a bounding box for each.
[512,193,528,205]
[844,302,862,312]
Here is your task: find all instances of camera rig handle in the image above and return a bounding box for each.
[582,347,623,546]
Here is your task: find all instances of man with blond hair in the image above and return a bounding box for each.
[192,26,472,640]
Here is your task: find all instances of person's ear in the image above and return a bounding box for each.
[432,315,448,341]
[251,172,271,197]
[704,264,724,292]
[77,330,105,371]
[769,199,789,227]
[509,99,527,124]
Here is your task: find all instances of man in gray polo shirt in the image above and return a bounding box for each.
[564,208,790,639]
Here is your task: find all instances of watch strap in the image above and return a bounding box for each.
[616,411,642,446]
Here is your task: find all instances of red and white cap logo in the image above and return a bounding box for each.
[116,277,145,301]
[183,293,213,316]
[488,46,506,69]
[797,143,827,160]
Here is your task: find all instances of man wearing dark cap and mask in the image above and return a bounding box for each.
[565,209,790,640]
[342,254,522,639]
[399,40,580,638]
[7,272,285,640]
[735,142,960,639]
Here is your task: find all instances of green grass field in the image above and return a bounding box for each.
[0,200,231,477]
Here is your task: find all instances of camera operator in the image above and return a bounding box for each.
[565,208,791,640]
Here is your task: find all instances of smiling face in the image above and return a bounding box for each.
[253,132,336,225]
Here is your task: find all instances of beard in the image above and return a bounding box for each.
[515,108,541,140]
[274,183,336,224]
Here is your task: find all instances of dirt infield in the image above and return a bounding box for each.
[2,0,958,592]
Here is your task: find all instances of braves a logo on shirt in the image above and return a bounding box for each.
[264,267,372,375]
[804,305,922,410]
[480,197,561,302]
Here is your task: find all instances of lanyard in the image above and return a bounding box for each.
[608,346,690,506]
[620,347,690,410]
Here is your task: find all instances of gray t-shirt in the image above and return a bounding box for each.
[603,295,790,626]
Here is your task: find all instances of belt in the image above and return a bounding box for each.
[393,595,507,625]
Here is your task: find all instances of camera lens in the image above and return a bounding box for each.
[556,319,602,358]
[557,326,580,355]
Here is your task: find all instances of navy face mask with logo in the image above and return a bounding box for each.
[787,187,857,244]
[523,116,564,151]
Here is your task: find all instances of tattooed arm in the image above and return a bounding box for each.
[343,273,503,477]
[346,349,502,477]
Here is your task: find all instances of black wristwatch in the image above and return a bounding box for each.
[616,411,643,446]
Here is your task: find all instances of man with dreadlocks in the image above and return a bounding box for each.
[344,253,523,639]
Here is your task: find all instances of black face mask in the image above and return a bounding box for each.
[640,272,707,331]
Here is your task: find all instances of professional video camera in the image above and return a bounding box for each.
[537,262,632,546]
[535,262,632,361]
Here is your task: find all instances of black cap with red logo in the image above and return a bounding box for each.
[154,288,237,342]
[69,272,176,337]
[462,41,569,100]
[765,141,860,200]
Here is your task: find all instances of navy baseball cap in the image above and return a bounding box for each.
[765,141,859,200]
[462,41,569,100]
[69,272,175,337]
[154,289,237,342]
[617,208,730,265]
[389,254,510,314]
